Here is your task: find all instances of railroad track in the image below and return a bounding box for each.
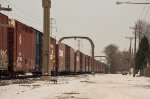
[0,75,41,80]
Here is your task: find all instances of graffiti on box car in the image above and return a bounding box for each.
[17,52,22,69]
[19,34,22,44]
[59,50,63,57]
[0,49,8,69]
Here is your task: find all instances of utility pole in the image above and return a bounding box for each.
[77,40,83,51]
[42,0,51,76]
[77,40,81,51]
[50,18,57,37]
[125,37,134,73]
[139,31,141,48]
[125,37,134,54]
[0,5,12,11]
[138,26,142,48]
[130,26,138,77]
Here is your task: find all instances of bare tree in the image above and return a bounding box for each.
[104,44,131,74]
[103,44,119,73]
[120,51,130,70]
[134,20,150,44]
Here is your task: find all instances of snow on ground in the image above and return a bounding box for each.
[0,74,150,99]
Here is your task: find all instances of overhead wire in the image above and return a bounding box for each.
[1,0,43,30]
[7,11,42,31]
[4,0,42,23]
[138,0,149,20]
[143,0,150,21]
[9,11,42,25]
[144,4,150,20]
[50,18,61,40]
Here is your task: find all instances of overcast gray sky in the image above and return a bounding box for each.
[1,0,149,56]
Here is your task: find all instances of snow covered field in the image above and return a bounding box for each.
[0,74,150,99]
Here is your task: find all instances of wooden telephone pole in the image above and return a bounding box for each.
[125,37,134,54]
[77,40,83,51]
[125,36,134,74]
[42,0,51,76]
[130,26,138,77]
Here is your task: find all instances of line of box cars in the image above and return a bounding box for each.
[0,13,107,77]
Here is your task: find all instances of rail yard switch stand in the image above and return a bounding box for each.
[51,77,57,84]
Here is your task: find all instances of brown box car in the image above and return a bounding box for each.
[70,47,75,73]
[0,13,8,71]
[57,42,66,73]
[8,19,36,74]
[75,50,81,73]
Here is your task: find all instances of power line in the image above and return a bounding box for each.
[75,39,83,51]
[138,0,149,19]
[51,18,58,36]
[4,0,42,22]
[4,11,43,31]
[9,11,42,25]
[144,5,150,20]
